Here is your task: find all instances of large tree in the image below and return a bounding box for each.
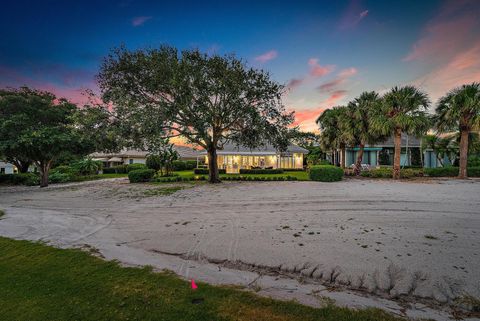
[435,83,480,178]
[371,86,430,179]
[0,88,91,187]
[345,91,386,175]
[97,46,293,183]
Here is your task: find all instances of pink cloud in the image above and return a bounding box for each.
[132,16,152,27]
[317,67,358,92]
[308,58,335,77]
[255,50,278,63]
[338,0,369,30]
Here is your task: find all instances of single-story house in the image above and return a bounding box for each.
[91,145,200,168]
[330,134,444,168]
[199,143,308,174]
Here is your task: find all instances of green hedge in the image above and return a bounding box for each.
[309,165,343,182]
[239,169,284,174]
[193,168,226,175]
[128,169,155,183]
[424,166,480,177]
[0,173,39,186]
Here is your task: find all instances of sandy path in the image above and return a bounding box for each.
[1,177,479,320]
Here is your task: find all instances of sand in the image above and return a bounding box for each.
[1,177,479,320]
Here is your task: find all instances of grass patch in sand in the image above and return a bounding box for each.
[143,186,183,197]
[0,237,404,321]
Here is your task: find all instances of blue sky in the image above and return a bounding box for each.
[1,0,479,131]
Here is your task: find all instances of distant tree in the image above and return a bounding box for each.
[371,86,430,179]
[97,46,293,183]
[0,88,92,187]
[435,83,480,178]
[316,106,350,168]
[345,91,387,175]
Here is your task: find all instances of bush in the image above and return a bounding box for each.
[0,173,39,186]
[424,167,458,177]
[128,169,155,183]
[127,163,147,172]
[309,165,343,182]
[193,168,226,175]
[239,169,284,174]
[48,172,72,184]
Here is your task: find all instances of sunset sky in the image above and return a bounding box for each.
[1,0,479,132]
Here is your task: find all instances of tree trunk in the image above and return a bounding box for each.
[354,143,365,176]
[458,129,469,179]
[39,161,52,187]
[393,128,402,179]
[207,147,221,183]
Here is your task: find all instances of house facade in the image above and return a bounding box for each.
[199,143,308,174]
[90,145,200,168]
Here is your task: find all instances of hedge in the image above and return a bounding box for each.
[193,168,226,174]
[309,165,343,182]
[239,168,284,174]
[424,166,480,177]
[128,169,155,183]
[0,173,39,186]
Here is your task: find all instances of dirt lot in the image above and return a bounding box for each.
[1,178,479,320]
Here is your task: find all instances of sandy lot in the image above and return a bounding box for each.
[1,178,479,319]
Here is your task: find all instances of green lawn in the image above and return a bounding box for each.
[0,237,402,321]
[174,170,310,181]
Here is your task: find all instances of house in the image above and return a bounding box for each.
[199,143,308,174]
[331,134,441,168]
[90,145,200,168]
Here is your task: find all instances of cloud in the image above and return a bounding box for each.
[254,50,278,63]
[131,16,152,27]
[338,0,369,30]
[317,67,357,92]
[308,58,335,77]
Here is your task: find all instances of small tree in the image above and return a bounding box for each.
[0,88,91,187]
[371,86,430,179]
[97,46,293,183]
[435,83,480,178]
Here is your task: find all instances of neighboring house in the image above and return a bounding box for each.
[199,143,308,174]
[90,145,200,168]
[0,161,16,174]
[330,134,443,168]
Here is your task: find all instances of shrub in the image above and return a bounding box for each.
[127,163,147,172]
[239,169,284,174]
[424,167,458,177]
[467,167,480,177]
[128,169,155,183]
[0,173,39,186]
[193,168,226,174]
[48,172,72,184]
[309,165,343,182]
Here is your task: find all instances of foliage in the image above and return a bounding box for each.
[98,46,293,183]
[126,163,147,172]
[194,168,226,175]
[0,173,39,186]
[0,87,94,187]
[127,169,155,183]
[239,168,284,174]
[370,86,430,179]
[309,165,343,182]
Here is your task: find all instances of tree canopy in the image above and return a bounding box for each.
[97,46,294,182]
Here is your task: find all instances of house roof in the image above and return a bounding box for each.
[90,145,200,160]
[199,142,309,155]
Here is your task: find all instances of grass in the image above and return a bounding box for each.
[144,186,184,197]
[174,170,310,181]
[0,237,404,321]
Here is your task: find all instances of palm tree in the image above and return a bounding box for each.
[316,106,349,167]
[371,86,430,179]
[435,83,480,178]
[345,91,386,175]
